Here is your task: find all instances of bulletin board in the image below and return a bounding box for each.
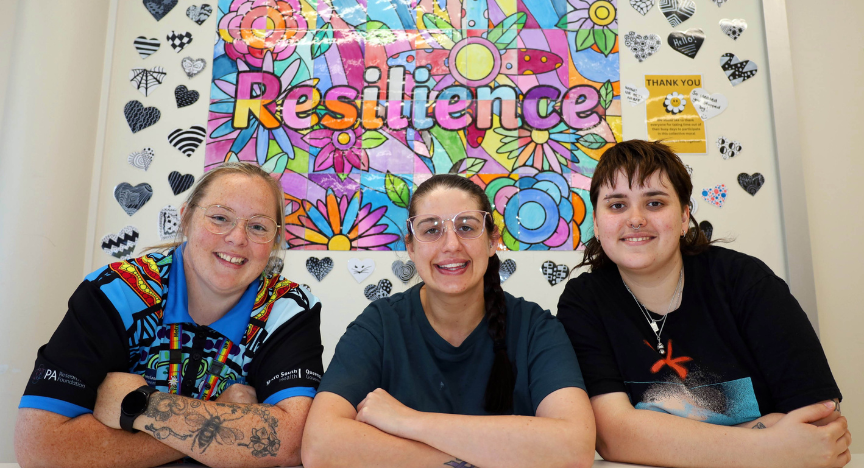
[85,0,817,364]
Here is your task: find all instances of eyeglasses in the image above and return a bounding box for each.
[195,205,280,244]
[407,210,490,243]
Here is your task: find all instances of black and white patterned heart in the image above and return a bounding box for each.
[391,260,417,283]
[129,66,166,97]
[186,4,213,25]
[624,31,661,62]
[101,226,139,260]
[143,0,178,21]
[167,125,206,157]
[181,57,207,78]
[719,18,747,40]
[712,0,729,6]
[737,173,765,196]
[306,257,334,281]
[630,0,654,15]
[699,220,714,241]
[720,53,758,86]
[667,29,704,59]
[166,31,193,52]
[175,85,199,108]
[123,100,161,133]
[128,147,155,171]
[158,205,180,240]
[114,183,153,216]
[364,279,393,301]
[499,259,517,283]
[168,171,195,195]
[716,136,742,159]
[541,261,570,286]
[133,36,160,59]
[659,0,696,27]
[264,257,284,277]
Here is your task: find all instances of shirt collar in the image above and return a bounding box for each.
[164,243,260,344]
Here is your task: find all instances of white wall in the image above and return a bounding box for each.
[787,0,864,449]
[0,0,112,460]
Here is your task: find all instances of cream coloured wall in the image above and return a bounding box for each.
[786,0,864,450]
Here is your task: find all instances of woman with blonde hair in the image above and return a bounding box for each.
[16,162,323,468]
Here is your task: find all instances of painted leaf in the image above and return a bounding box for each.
[362,130,387,149]
[363,21,397,45]
[385,172,411,209]
[599,80,614,109]
[464,157,486,176]
[574,29,595,51]
[430,125,467,164]
[594,29,617,57]
[422,14,463,42]
[364,21,390,31]
[261,153,288,174]
[311,24,333,59]
[577,133,608,149]
[487,12,526,49]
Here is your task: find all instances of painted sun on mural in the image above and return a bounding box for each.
[205,0,621,251]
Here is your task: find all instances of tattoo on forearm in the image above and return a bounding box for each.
[142,393,280,458]
[445,459,479,468]
[752,422,767,429]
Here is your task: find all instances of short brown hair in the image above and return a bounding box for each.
[578,140,711,270]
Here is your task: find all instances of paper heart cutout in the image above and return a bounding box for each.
[364,279,393,301]
[717,136,743,159]
[306,257,333,282]
[720,18,747,40]
[499,259,517,283]
[167,125,206,157]
[668,28,704,59]
[623,84,650,106]
[689,196,698,214]
[720,53,758,86]
[630,0,654,15]
[699,220,714,241]
[101,226,139,260]
[659,0,696,27]
[391,260,417,283]
[690,88,728,120]
[166,31,193,53]
[624,31,661,62]
[264,257,284,277]
[347,258,376,283]
[737,173,765,196]
[541,260,570,286]
[133,36,160,59]
[114,182,153,216]
[712,0,729,6]
[123,100,161,133]
[158,205,180,240]
[143,0,178,21]
[128,147,154,171]
[181,57,207,78]
[186,4,212,25]
[168,171,195,195]
[129,66,166,97]
[701,184,728,208]
[175,85,199,108]
[684,164,693,176]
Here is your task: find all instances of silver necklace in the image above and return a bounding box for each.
[623,268,684,355]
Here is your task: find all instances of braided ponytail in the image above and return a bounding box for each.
[407,174,515,413]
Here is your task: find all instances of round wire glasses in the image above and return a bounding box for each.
[407,210,490,243]
[195,204,280,244]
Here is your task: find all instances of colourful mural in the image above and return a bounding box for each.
[206,0,621,250]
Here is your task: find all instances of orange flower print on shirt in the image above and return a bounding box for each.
[645,339,693,380]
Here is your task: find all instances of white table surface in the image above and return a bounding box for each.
[2,458,862,467]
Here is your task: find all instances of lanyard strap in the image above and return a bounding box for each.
[167,323,183,394]
[200,337,233,400]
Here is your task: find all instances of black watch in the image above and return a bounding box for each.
[120,385,159,433]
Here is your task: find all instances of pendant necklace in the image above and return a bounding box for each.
[623,268,684,355]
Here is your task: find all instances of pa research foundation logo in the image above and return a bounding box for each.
[30,365,57,384]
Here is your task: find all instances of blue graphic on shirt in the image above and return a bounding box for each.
[633,377,761,426]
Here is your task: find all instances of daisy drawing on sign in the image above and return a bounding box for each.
[664,92,687,114]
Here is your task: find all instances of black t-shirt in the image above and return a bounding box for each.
[319,283,585,415]
[557,246,840,425]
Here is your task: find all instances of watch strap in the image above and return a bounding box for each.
[119,385,158,433]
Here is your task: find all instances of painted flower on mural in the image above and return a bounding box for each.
[486,172,577,249]
[286,189,401,250]
[303,127,370,175]
[494,121,580,173]
[218,0,307,68]
[557,0,619,56]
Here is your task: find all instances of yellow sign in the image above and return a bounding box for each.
[645,75,706,154]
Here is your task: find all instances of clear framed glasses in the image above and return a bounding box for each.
[195,204,280,244]
[408,210,490,243]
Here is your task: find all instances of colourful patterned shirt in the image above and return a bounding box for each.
[20,246,323,417]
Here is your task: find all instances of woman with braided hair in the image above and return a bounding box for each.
[302,174,595,468]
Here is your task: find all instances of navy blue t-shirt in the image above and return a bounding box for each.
[319,283,585,415]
